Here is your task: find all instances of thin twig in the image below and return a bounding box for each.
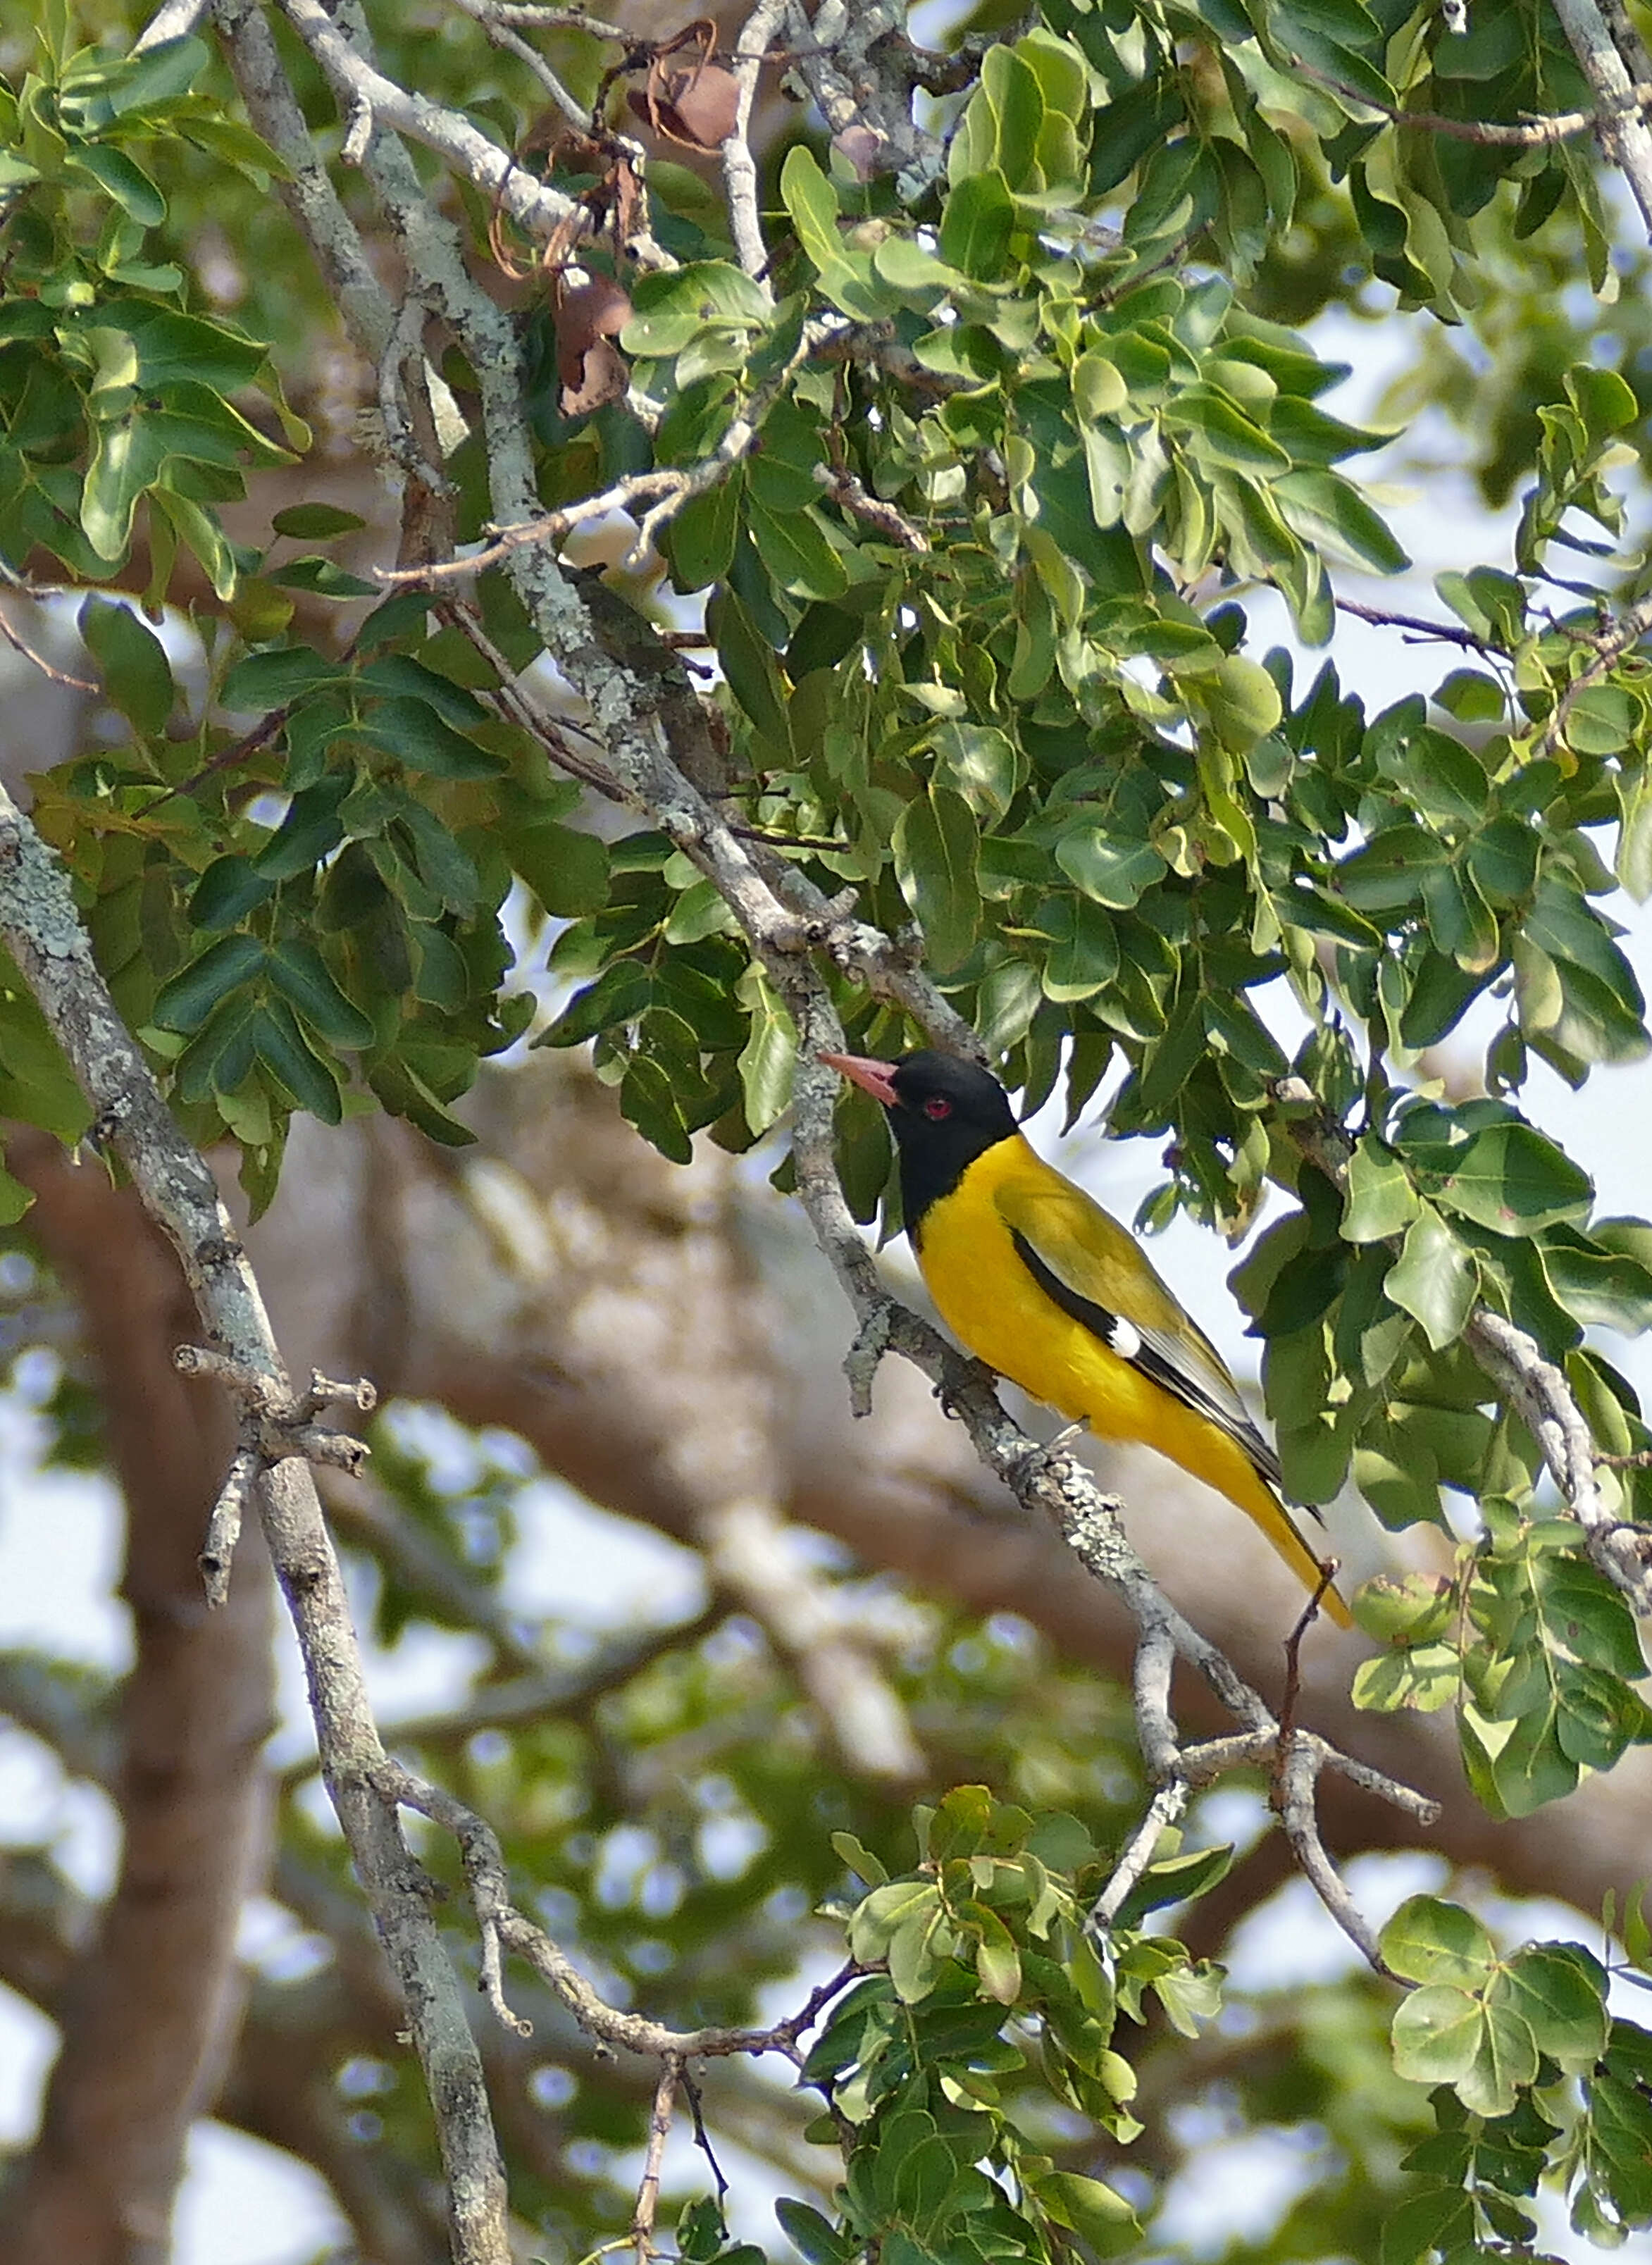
[457,1,629,32]
[1277,1564,1339,1754]
[1088,1780,1188,1935]
[1265,1572,1390,1967]
[1536,591,1652,756]
[678,2065,728,2204]
[632,2059,680,2265]
[443,0,591,132]
[1300,64,1632,146]
[0,606,98,694]
[817,468,930,552]
[435,597,630,801]
[1273,1735,1398,1978]
[199,1446,259,1609]
[1334,595,1493,650]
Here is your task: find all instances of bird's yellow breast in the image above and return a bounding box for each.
[914,1138,1148,1432]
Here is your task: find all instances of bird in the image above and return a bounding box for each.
[818,1047,1351,1628]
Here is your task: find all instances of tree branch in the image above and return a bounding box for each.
[0,787,514,2265]
[1549,0,1652,232]
[0,1134,274,2265]
[276,0,672,266]
[723,0,788,277]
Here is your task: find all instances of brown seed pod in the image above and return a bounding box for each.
[555,274,633,416]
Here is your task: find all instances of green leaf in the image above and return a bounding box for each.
[271,503,368,538]
[1199,654,1283,750]
[271,554,379,600]
[1341,1136,1420,1243]
[1272,467,1409,573]
[60,35,209,120]
[623,263,771,359]
[1381,2187,1474,2265]
[1026,895,1118,1002]
[736,967,795,1135]
[1351,1642,1462,1713]
[1496,1944,1609,2073]
[829,1831,888,1885]
[221,647,343,710]
[118,302,266,393]
[747,495,850,601]
[78,595,173,735]
[1432,1120,1593,1237]
[1383,1205,1477,1350]
[1168,383,1293,473]
[1381,1895,1498,1986]
[190,855,275,931]
[541,960,653,1049]
[893,786,980,972]
[940,170,1018,280]
[778,148,885,318]
[620,1052,693,1165]
[970,1908,1021,2004]
[774,2200,852,2265]
[357,654,489,728]
[778,144,843,268]
[153,933,266,1034]
[1466,1696,1582,1819]
[1054,827,1165,908]
[253,1000,343,1124]
[709,590,790,750]
[1034,2171,1141,2257]
[265,940,375,1048]
[80,412,164,561]
[849,1878,942,1962]
[361,695,505,779]
[667,469,742,591]
[1390,1985,1484,2087]
[513,823,611,918]
[931,722,1020,817]
[1531,1547,1646,1678]
[1461,1995,1541,2118]
[883,1908,947,2003]
[253,774,352,881]
[63,144,166,224]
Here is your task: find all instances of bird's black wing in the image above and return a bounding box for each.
[1008,1227,1290,1497]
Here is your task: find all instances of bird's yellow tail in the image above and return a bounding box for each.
[1225,1456,1353,1630]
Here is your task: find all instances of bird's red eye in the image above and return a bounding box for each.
[923,1095,952,1121]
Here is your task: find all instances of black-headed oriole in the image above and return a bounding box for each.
[821,1048,1350,1627]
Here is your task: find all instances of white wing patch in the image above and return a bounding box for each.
[1106,1314,1143,1361]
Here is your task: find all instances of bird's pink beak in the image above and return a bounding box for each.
[818,1052,900,1107]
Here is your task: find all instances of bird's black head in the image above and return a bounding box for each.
[820,1048,1019,1241]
